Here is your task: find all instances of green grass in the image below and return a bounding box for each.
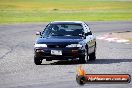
[0,0,132,23]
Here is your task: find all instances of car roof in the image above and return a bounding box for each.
[50,21,85,24]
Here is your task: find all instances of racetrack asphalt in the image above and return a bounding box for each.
[0,21,132,88]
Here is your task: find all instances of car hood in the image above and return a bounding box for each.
[36,36,83,45]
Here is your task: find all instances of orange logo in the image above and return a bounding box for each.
[76,66,131,85]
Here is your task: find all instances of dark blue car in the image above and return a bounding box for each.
[34,21,96,65]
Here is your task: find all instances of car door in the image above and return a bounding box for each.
[82,23,96,54]
[86,31,96,54]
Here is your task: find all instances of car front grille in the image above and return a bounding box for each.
[47,45,66,48]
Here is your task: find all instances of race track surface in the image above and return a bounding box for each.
[0,21,132,88]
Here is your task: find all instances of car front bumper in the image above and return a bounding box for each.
[34,47,85,60]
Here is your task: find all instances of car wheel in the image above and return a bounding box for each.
[89,46,96,61]
[89,52,96,61]
[79,48,88,63]
[34,56,42,65]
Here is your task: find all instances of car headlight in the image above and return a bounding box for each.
[66,44,82,47]
[34,44,47,47]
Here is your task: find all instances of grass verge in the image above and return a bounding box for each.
[0,0,132,23]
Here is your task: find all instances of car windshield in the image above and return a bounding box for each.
[42,23,84,37]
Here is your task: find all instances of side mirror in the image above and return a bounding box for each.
[81,32,86,39]
[83,32,92,39]
[85,32,92,36]
[36,31,41,35]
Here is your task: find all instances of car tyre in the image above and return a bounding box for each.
[89,46,96,61]
[89,43,96,61]
[89,52,96,61]
[79,48,88,63]
[34,56,42,65]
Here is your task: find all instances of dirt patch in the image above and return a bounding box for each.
[108,31,132,43]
